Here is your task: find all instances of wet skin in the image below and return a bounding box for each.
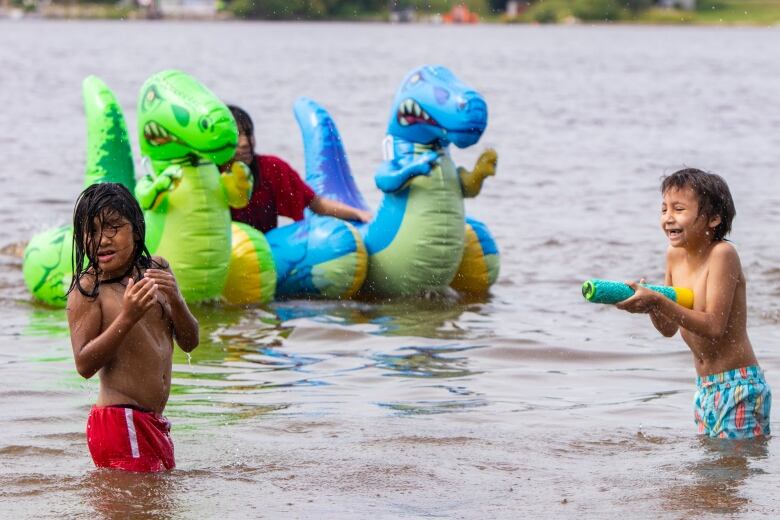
[67,214,198,413]
[617,186,758,377]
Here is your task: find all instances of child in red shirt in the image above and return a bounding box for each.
[223,105,371,233]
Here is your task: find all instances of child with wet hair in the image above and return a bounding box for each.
[67,182,199,471]
[616,168,770,439]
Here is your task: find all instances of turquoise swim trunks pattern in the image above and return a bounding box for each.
[694,365,771,439]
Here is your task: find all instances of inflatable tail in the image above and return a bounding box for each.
[82,76,135,191]
[293,97,369,212]
[450,216,500,294]
[266,215,367,300]
[223,222,277,305]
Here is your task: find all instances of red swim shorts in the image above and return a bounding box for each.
[86,405,175,472]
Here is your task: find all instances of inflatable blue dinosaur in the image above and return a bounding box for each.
[294,65,500,298]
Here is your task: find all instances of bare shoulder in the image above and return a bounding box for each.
[66,275,96,307]
[66,275,101,321]
[709,241,741,266]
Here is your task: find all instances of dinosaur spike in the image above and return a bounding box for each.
[82,75,135,190]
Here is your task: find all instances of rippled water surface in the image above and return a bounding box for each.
[1,20,779,518]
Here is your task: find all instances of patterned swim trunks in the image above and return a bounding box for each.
[694,365,771,439]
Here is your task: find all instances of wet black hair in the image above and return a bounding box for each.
[68,182,156,298]
[227,104,254,137]
[661,168,736,241]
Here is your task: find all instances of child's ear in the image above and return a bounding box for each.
[709,214,722,230]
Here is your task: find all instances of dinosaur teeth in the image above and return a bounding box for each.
[396,99,435,126]
[144,122,174,146]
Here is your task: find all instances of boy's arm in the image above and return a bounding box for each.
[67,278,159,379]
[649,250,679,337]
[309,196,372,223]
[619,244,739,342]
[143,261,199,352]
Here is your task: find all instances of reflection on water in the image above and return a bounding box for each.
[661,437,770,516]
[272,294,492,339]
[374,344,482,378]
[377,396,487,416]
[24,306,70,338]
[82,470,180,520]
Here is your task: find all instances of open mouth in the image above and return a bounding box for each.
[97,250,116,263]
[666,228,682,240]
[396,99,437,127]
[143,121,179,146]
[144,121,236,154]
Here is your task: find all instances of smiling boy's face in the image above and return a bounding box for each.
[660,186,721,248]
[89,211,136,279]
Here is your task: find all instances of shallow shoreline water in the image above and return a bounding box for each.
[1,20,779,518]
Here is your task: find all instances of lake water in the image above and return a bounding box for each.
[1,20,779,518]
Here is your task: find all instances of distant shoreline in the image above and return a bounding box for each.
[2,5,780,27]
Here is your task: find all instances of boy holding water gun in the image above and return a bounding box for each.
[616,168,770,439]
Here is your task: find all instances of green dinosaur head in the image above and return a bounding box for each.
[137,70,237,166]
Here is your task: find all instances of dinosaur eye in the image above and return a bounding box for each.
[141,85,162,112]
[434,86,450,105]
[199,116,212,131]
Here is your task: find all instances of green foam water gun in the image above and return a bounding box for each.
[581,279,694,309]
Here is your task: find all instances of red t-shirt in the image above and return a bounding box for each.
[231,155,316,233]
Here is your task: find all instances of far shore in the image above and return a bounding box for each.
[2,4,780,27]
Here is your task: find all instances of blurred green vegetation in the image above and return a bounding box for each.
[228,0,492,20]
[507,0,780,24]
[24,0,780,24]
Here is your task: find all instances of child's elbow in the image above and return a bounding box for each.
[75,360,98,380]
[704,317,729,340]
[661,327,678,338]
[707,325,728,340]
[177,332,199,352]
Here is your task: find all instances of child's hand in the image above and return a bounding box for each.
[144,269,183,306]
[615,280,660,314]
[121,277,159,322]
[354,209,373,223]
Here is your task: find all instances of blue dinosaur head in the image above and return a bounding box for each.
[386,65,487,149]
